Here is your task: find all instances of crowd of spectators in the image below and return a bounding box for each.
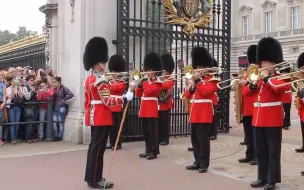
[0,66,74,145]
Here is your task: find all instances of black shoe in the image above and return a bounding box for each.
[146,153,157,160]
[87,181,114,189]
[249,160,257,165]
[250,180,267,188]
[209,136,217,140]
[295,147,304,153]
[240,142,246,145]
[238,157,251,163]
[139,152,148,158]
[106,144,112,149]
[283,126,289,130]
[187,147,193,151]
[186,164,199,170]
[160,142,169,145]
[301,171,304,176]
[198,168,208,173]
[264,183,275,190]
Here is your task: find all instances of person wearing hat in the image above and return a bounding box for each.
[158,53,175,146]
[238,44,257,166]
[83,37,134,189]
[294,52,304,155]
[209,58,219,141]
[184,47,219,173]
[105,54,128,151]
[135,52,163,160]
[246,37,289,189]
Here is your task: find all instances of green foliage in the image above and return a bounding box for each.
[0,26,38,46]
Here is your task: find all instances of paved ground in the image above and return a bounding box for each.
[1,93,304,190]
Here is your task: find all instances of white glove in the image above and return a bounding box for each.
[124,91,134,101]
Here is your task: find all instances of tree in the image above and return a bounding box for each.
[0,26,38,46]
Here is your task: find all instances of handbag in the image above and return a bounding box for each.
[24,107,35,118]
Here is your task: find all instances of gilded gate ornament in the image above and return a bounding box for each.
[162,0,212,37]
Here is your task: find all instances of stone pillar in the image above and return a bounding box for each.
[39,0,58,72]
[52,0,119,144]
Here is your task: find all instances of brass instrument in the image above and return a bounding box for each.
[267,67,304,88]
[180,92,190,113]
[173,65,223,81]
[233,68,246,124]
[217,64,258,90]
[247,61,293,84]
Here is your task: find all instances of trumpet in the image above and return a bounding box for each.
[130,69,164,81]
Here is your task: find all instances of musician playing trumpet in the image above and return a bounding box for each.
[238,45,257,166]
[295,53,304,154]
[184,47,219,173]
[247,37,290,190]
[158,53,175,145]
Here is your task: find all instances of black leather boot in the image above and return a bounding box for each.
[250,180,267,188]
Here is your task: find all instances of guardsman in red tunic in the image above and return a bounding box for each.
[247,37,290,190]
[238,45,257,166]
[83,37,134,189]
[295,53,304,154]
[158,53,175,145]
[279,68,292,130]
[105,55,128,150]
[135,52,163,160]
[209,58,219,140]
[184,47,219,173]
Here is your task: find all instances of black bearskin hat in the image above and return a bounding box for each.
[161,53,175,74]
[191,47,212,68]
[256,37,283,64]
[247,45,257,64]
[297,52,304,68]
[213,58,218,67]
[83,37,109,71]
[143,52,163,73]
[108,54,126,72]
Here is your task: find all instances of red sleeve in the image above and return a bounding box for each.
[135,87,144,97]
[110,82,127,94]
[48,88,54,98]
[37,92,43,101]
[242,85,255,96]
[196,81,219,97]
[84,79,89,108]
[97,83,125,107]
[162,80,174,90]
[184,88,192,99]
[267,78,290,94]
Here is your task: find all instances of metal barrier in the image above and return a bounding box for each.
[2,98,63,141]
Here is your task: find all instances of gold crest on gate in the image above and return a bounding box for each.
[162,0,212,37]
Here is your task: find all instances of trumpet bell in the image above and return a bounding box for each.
[183,65,193,75]
[247,64,259,82]
[185,73,193,80]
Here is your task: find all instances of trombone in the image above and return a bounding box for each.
[217,61,293,89]
[172,65,223,81]
[266,67,304,88]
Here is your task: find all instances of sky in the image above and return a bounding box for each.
[0,0,45,33]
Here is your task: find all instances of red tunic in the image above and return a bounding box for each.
[109,79,127,112]
[245,77,290,127]
[84,71,125,127]
[184,75,219,123]
[159,78,174,111]
[135,78,162,118]
[242,74,255,116]
[298,97,304,121]
[211,92,218,106]
[281,79,292,104]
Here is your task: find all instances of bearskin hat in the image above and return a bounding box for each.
[143,52,163,73]
[297,52,304,68]
[83,37,109,71]
[108,54,126,72]
[191,47,212,68]
[161,53,175,74]
[213,58,218,67]
[256,37,283,64]
[247,45,257,64]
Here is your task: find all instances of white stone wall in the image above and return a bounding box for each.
[231,0,304,74]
